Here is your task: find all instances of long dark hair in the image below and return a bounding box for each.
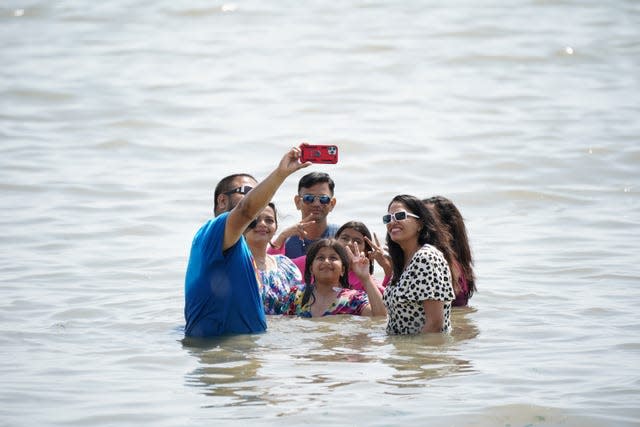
[336,221,374,274]
[423,196,476,296]
[385,195,458,287]
[301,239,350,307]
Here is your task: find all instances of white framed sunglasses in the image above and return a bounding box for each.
[382,210,420,224]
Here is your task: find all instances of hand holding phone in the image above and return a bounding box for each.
[299,143,339,164]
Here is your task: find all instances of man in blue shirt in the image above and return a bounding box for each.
[184,147,310,337]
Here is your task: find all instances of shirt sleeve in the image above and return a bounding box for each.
[284,285,304,315]
[276,255,304,286]
[332,289,369,315]
[403,246,455,302]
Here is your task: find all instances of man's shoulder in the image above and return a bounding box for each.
[198,212,228,231]
[191,213,229,248]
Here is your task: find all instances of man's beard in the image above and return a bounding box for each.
[227,199,240,211]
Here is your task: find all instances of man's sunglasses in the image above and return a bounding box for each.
[224,185,253,196]
[382,211,420,224]
[301,194,332,205]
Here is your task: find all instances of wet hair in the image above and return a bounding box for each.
[298,172,335,195]
[301,239,350,307]
[385,195,459,287]
[423,196,476,297]
[335,221,374,274]
[213,173,256,214]
[247,202,278,230]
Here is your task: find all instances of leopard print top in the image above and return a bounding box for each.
[383,244,455,335]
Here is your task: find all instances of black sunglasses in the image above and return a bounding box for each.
[224,185,253,196]
[301,194,332,205]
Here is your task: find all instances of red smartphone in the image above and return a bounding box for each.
[299,143,339,164]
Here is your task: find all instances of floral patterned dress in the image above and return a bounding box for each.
[383,244,455,334]
[257,255,303,315]
[284,285,370,317]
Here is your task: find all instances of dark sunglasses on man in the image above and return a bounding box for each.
[301,194,332,205]
[225,185,253,196]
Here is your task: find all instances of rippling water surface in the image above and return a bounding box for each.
[1,1,639,426]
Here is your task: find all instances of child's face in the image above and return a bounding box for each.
[311,246,345,284]
[337,228,366,253]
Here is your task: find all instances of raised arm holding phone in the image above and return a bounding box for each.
[184,146,310,338]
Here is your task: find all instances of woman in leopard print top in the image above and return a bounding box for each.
[382,195,458,334]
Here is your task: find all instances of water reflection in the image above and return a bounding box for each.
[183,309,479,406]
[379,307,479,388]
[451,306,480,342]
[182,334,266,406]
[288,317,386,364]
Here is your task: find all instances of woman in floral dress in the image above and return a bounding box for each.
[244,202,303,315]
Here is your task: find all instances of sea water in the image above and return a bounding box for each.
[1,1,639,426]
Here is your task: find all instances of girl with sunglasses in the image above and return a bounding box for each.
[284,239,386,317]
[423,196,476,307]
[244,202,304,315]
[382,195,458,334]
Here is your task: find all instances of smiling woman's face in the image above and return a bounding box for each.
[386,201,421,245]
[245,205,277,244]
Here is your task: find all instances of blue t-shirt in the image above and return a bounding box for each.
[283,223,339,258]
[184,212,267,337]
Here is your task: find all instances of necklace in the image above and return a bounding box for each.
[254,254,273,271]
